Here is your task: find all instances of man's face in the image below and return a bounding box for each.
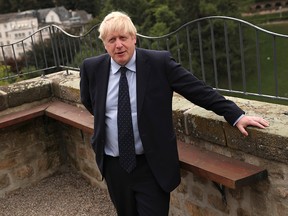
[103,31,136,66]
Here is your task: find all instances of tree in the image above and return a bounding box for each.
[0,0,100,16]
[56,0,101,16]
[0,0,12,13]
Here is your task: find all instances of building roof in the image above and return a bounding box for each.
[72,10,92,23]
[0,6,92,26]
[37,6,70,22]
[0,12,18,23]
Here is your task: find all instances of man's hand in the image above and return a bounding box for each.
[236,116,269,137]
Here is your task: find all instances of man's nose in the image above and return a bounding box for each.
[115,39,123,48]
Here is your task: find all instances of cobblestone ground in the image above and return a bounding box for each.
[0,166,117,216]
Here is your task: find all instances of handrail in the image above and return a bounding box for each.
[137,15,288,39]
[0,16,287,103]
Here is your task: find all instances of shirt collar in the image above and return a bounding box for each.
[111,50,136,74]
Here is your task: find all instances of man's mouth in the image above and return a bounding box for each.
[117,51,125,55]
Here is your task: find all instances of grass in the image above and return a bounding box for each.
[225,21,288,104]
[252,23,288,97]
[244,11,288,25]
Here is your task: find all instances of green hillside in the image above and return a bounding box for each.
[232,21,288,104]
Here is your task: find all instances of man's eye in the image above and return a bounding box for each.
[109,38,115,43]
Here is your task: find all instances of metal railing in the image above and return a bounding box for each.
[0,16,287,102]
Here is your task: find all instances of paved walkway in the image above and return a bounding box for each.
[0,166,117,216]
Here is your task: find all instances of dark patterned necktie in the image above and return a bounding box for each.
[117,67,136,173]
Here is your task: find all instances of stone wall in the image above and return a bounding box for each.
[0,117,64,197]
[0,71,287,215]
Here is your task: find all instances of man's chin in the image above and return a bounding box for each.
[115,58,128,66]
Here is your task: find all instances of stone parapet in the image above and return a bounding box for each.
[0,70,287,215]
[173,93,288,164]
[0,71,81,115]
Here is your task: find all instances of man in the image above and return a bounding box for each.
[80,11,269,216]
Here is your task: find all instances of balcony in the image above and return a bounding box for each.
[0,16,288,215]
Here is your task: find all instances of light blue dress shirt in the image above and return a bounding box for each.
[105,51,144,156]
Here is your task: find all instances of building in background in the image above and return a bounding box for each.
[0,6,92,59]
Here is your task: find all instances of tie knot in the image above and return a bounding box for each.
[119,67,127,75]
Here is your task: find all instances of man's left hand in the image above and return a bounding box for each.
[236,116,269,136]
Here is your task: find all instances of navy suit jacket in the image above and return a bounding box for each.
[80,48,244,192]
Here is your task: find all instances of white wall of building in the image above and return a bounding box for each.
[45,10,61,24]
[0,7,92,61]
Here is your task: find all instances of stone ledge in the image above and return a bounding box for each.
[1,70,287,165]
[0,79,52,108]
[0,71,81,112]
[0,90,8,111]
[0,100,268,189]
[172,93,288,165]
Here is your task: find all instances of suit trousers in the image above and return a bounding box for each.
[104,154,170,216]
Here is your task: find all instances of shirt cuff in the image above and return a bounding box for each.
[233,114,245,126]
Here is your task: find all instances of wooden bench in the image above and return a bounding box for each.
[0,100,268,203]
[0,103,49,129]
[178,141,267,189]
[45,101,94,134]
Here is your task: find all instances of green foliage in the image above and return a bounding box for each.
[199,1,218,15]
[244,23,288,98]
[0,65,9,78]
[198,0,241,17]
[0,0,102,17]
[23,30,83,74]
[3,0,287,100]
[244,12,288,25]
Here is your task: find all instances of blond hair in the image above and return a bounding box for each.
[98,11,137,41]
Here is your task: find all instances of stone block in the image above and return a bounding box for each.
[0,90,8,111]
[48,71,81,103]
[14,165,34,180]
[57,84,81,103]
[229,188,244,201]
[0,133,12,153]
[185,200,221,216]
[172,95,195,141]
[37,157,49,173]
[191,185,204,202]
[170,193,181,210]
[277,203,288,216]
[85,147,96,163]
[0,174,10,190]
[172,93,229,146]
[276,187,288,199]
[0,158,17,170]
[6,78,52,107]
[77,146,87,159]
[176,180,187,194]
[184,106,227,146]
[80,164,102,181]
[46,153,61,170]
[207,194,230,214]
[225,124,288,164]
[250,190,267,215]
[237,208,251,216]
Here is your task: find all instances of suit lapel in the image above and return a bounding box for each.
[96,55,110,123]
[136,49,151,117]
